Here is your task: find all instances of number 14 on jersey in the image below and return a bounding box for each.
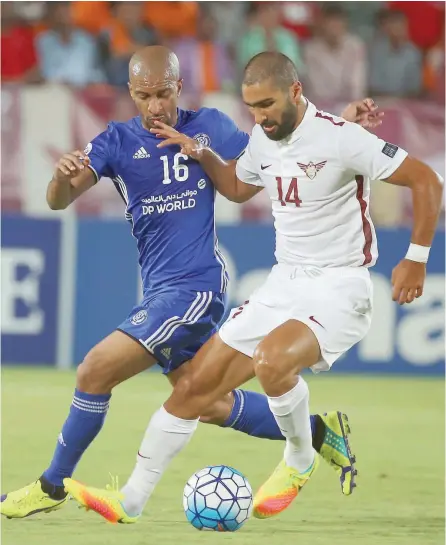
[276,177,302,207]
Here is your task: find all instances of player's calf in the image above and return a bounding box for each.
[2,332,156,510]
[252,321,320,480]
[198,393,234,426]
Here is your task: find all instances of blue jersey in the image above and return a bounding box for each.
[86,108,249,293]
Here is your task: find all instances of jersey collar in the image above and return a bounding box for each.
[174,108,187,130]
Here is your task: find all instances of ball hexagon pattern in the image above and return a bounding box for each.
[183,465,253,531]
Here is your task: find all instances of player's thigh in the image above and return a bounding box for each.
[217,267,290,360]
[289,270,373,373]
[78,330,157,393]
[165,333,255,420]
[219,264,372,386]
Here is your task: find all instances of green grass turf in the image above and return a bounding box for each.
[1,368,444,545]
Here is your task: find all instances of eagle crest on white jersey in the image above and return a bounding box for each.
[296,161,327,180]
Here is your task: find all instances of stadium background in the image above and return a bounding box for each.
[1,2,445,545]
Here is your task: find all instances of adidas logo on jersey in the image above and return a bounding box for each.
[160,347,171,359]
[133,147,150,159]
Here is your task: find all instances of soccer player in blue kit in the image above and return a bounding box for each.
[1,46,384,520]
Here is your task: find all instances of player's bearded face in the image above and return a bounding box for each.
[262,97,298,141]
[129,77,182,130]
[243,83,299,141]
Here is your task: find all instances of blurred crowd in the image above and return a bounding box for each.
[2,0,445,103]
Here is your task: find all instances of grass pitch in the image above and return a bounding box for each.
[1,367,444,545]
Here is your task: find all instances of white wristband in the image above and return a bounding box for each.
[405,243,430,263]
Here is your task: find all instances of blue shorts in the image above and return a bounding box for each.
[117,289,226,374]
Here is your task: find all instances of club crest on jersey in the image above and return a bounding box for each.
[193,133,211,147]
[131,310,148,325]
[84,143,92,155]
[297,161,327,180]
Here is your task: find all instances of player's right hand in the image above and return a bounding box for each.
[53,151,90,182]
[151,122,204,160]
[391,259,426,305]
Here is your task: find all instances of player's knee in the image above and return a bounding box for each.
[253,343,292,392]
[76,362,98,393]
[168,375,216,420]
[170,376,201,417]
[77,348,117,394]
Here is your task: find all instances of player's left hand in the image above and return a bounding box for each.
[151,121,203,159]
[341,98,384,129]
[391,259,426,305]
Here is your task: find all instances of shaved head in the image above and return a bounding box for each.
[241,52,304,141]
[243,52,299,91]
[129,45,180,85]
[128,46,182,130]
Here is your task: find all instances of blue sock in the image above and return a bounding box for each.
[42,389,111,487]
[222,390,316,441]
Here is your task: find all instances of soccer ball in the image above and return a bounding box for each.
[183,465,253,531]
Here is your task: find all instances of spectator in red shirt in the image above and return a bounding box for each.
[1,2,41,83]
[388,1,444,51]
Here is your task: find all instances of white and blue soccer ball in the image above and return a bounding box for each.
[183,465,253,531]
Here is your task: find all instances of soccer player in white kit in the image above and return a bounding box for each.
[68,52,444,522]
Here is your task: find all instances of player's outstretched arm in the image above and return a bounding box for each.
[47,150,96,210]
[384,157,444,304]
[152,121,262,203]
[194,147,262,203]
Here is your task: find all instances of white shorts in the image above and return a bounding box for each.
[219,263,373,373]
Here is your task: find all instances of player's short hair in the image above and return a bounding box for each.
[243,52,299,92]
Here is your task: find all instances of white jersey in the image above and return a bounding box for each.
[236,99,408,268]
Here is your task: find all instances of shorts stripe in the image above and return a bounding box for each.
[141,292,202,348]
[148,291,213,352]
[142,315,182,347]
[140,292,211,352]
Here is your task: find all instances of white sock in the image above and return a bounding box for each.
[121,406,199,516]
[267,378,315,473]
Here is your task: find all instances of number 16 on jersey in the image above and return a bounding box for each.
[161,153,189,184]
